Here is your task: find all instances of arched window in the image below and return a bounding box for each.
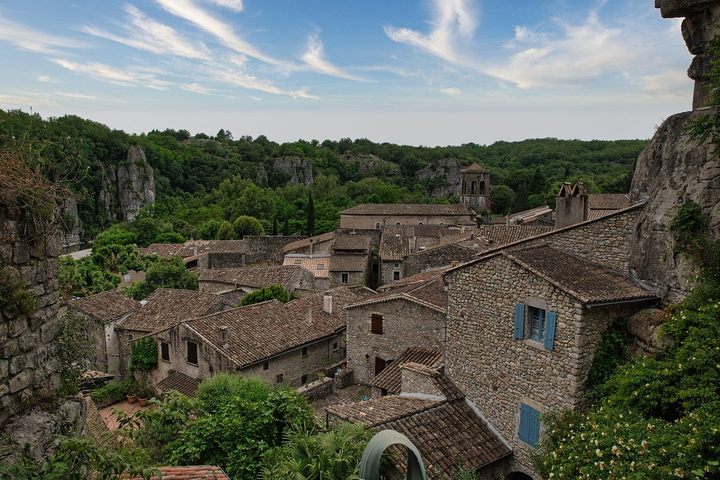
[375,222,381,230]
[461,180,466,194]
[479,180,486,194]
[471,181,477,194]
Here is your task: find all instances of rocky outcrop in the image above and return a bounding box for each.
[271,157,313,186]
[100,146,156,222]
[415,158,463,198]
[626,308,673,357]
[656,0,720,109]
[340,154,399,177]
[629,109,720,303]
[60,197,83,247]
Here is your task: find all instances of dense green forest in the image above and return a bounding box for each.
[0,109,646,241]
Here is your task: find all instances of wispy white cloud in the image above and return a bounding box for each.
[440,87,461,96]
[0,93,60,107]
[53,92,98,100]
[203,0,243,12]
[250,96,261,101]
[384,0,478,63]
[301,33,366,81]
[37,75,57,83]
[180,83,212,94]
[212,68,318,99]
[154,0,282,65]
[81,5,208,60]
[52,58,171,90]
[0,14,85,54]
[642,72,692,98]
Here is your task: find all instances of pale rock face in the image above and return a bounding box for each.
[415,158,463,198]
[272,157,313,186]
[629,109,720,304]
[100,145,156,222]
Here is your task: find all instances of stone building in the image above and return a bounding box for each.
[339,204,476,230]
[345,270,447,385]
[115,289,231,379]
[198,265,316,305]
[282,255,331,290]
[555,182,589,228]
[369,347,443,398]
[148,287,363,389]
[459,163,491,212]
[67,291,140,374]
[444,238,657,476]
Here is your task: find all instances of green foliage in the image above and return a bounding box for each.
[58,256,121,300]
[233,215,264,238]
[93,226,137,249]
[125,256,198,300]
[0,266,37,317]
[239,285,292,306]
[196,220,222,240]
[671,200,705,248]
[686,38,720,158]
[216,220,235,240]
[89,380,127,404]
[489,184,515,215]
[129,337,158,372]
[307,191,315,236]
[57,311,94,396]
[671,200,720,284]
[584,317,632,399]
[262,422,372,479]
[153,232,186,244]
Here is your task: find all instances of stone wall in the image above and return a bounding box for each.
[244,235,304,265]
[346,299,446,385]
[445,253,643,475]
[298,376,334,402]
[403,243,476,278]
[340,213,475,230]
[0,212,62,426]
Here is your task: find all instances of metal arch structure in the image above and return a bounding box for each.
[358,429,427,480]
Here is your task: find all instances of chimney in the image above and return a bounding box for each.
[309,239,313,256]
[323,294,333,314]
[218,326,230,347]
[306,307,313,325]
[555,181,588,229]
[450,260,458,268]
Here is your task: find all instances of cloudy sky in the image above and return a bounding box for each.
[0,0,692,145]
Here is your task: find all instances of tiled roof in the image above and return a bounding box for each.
[378,399,511,477]
[477,225,555,246]
[84,397,116,447]
[371,348,444,394]
[507,206,553,225]
[282,256,330,278]
[333,234,371,252]
[329,255,368,272]
[460,163,490,174]
[69,291,140,322]
[157,371,201,398]
[199,265,306,287]
[588,193,630,210]
[348,277,447,312]
[379,231,408,261]
[327,395,444,427]
[587,209,613,221]
[505,245,657,304]
[142,240,245,258]
[340,204,474,217]
[141,243,184,257]
[378,268,447,292]
[182,287,362,367]
[282,232,335,253]
[121,466,229,479]
[118,289,229,333]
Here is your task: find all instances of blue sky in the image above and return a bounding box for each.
[0,0,692,145]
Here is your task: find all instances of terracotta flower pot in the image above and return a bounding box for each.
[138,397,149,407]
[126,394,137,404]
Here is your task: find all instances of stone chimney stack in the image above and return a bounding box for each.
[218,326,230,347]
[323,294,333,314]
[555,182,588,229]
[450,260,459,268]
[306,307,313,325]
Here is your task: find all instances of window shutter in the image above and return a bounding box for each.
[514,303,525,339]
[519,403,541,448]
[544,311,557,350]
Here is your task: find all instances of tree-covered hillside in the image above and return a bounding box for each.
[0,109,646,240]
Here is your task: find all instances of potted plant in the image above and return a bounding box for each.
[135,382,155,407]
[123,378,138,403]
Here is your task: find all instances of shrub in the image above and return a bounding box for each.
[130,337,158,371]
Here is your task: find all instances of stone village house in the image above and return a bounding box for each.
[339,203,477,230]
[146,287,368,392]
[198,265,315,305]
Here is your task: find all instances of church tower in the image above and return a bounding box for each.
[459,163,490,212]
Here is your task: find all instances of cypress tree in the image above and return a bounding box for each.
[272,215,278,236]
[283,217,290,236]
[307,192,315,236]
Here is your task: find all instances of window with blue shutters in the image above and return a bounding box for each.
[514,303,557,350]
[529,306,545,341]
[519,403,541,448]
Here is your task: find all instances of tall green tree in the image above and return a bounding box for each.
[233,215,264,238]
[489,185,516,215]
[307,191,315,236]
[125,256,198,300]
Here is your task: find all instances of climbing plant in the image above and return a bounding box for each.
[130,337,158,371]
[58,311,94,396]
[0,266,37,317]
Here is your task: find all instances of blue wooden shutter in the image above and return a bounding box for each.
[544,311,557,350]
[519,403,541,448]
[514,303,525,339]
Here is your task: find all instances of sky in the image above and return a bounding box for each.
[0,0,694,146]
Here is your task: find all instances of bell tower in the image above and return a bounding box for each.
[459,163,490,212]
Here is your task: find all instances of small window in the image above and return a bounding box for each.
[529,307,546,342]
[128,334,134,341]
[395,222,401,226]
[393,271,401,281]
[519,403,541,448]
[375,222,381,230]
[276,373,284,383]
[301,346,308,357]
[301,374,308,385]
[371,314,383,334]
[161,342,170,362]
[341,273,349,285]
[294,259,301,265]
[514,303,557,350]
[187,341,198,365]
[263,361,269,370]
[317,263,324,270]
[393,262,400,269]
[418,222,423,225]
[333,342,339,352]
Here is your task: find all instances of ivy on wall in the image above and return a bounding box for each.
[130,337,158,371]
[0,266,37,317]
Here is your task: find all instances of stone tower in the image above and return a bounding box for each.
[459,163,490,212]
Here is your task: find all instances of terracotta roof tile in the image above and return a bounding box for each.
[69,291,140,322]
[182,287,363,367]
[199,265,306,288]
[327,395,444,427]
[329,255,368,272]
[588,193,630,210]
[121,465,229,479]
[372,348,444,394]
[157,372,201,398]
[506,245,657,304]
[477,225,554,246]
[333,235,371,252]
[282,232,335,253]
[460,163,490,173]
[378,268,447,292]
[349,278,446,312]
[340,204,474,217]
[282,256,330,278]
[119,289,229,333]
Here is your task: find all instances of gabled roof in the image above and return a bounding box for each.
[460,163,490,174]
[371,348,444,394]
[282,255,330,278]
[181,287,363,368]
[328,395,444,427]
[329,255,368,272]
[588,193,630,210]
[340,203,474,217]
[504,245,656,305]
[157,371,201,398]
[557,181,586,197]
[378,268,447,292]
[281,231,335,253]
[332,234,371,252]
[477,225,554,246]
[118,289,229,333]
[507,205,553,225]
[69,291,140,322]
[199,265,307,287]
[348,276,447,312]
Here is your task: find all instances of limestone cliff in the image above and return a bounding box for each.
[100,145,156,222]
[415,158,463,199]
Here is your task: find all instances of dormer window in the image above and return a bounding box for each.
[294,259,301,265]
[317,263,324,270]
